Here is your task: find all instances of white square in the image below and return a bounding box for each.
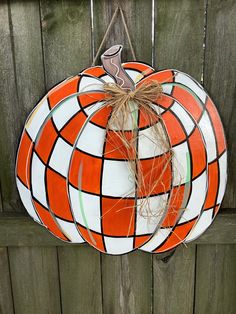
[162,84,174,95]
[199,111,217,162]
[136,194,169,235]
[104,236,134,254]
[172,141,189,186]
[69,185,101,233]
[76,122,106,157]
[49,138,73,177]
[138,123,168,159]
[26,98,50,141]
[79,75,104,92]
[52,96,80,130]
[171,102,195,135]
[31,153,47,208]
[217,151,227,204]
[179,171,207,223]
[141,227,172,252]
[16,178,41,223]
[55,217,85,243]
[102,160,135,197]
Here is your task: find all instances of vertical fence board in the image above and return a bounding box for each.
[93,2,153,313]
[204,0,236,208]
[153,246,196,314]
[153,1,205,311]
[0,1,19,212]
[0,248,14,314]
[102,251,152,314]
[58,246,102,314]
[8,246,61,314]
[154,0,205,79]
[40,0,92,89]
[93,0,153,62]
[0,1,44,213]
[39,2,98,313]
[195,244,236,314]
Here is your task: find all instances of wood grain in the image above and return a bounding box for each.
[102,251,152,314]
[40,0,92,89]
[204,0,236,208]
[0,248,14,314]
[0,210,235,246]
[0,1,45,213]
[153,245,196,314]
[195,244,236,314]
[8,246,61,314]
[93,0,153,63]
[58,246,102,314]
[0,1,20,212]
[154,0,205,79]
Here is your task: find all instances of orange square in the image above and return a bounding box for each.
[46,167,73,221]
[206,98,226,155]
[105,130,135,160]
[35,119,58,164]
[90,106,111,128]
[60,111,87,145]
[161,185,185,228]
[138,153,172,197]
[48,76,80,109]
[189,128,207,179]
[155,218,196,253]
[139,106,159,129]
[162,111,186,146]
[17,131,33,188]
[204,161,219,209]
[172,86,202,121]
[78,92,106,110]
[102,197,135,237]
[78,225,105,252]
[69,150,102,195]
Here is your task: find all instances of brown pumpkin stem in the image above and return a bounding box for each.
[101,45,135,90]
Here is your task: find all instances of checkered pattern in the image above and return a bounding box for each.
[16,64,227,255]
[140,69,227,253]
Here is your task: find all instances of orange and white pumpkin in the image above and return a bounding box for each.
[16,45,227,254]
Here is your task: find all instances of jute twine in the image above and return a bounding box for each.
[102,80,174,222]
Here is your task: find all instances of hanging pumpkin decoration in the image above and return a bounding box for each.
[16,45,227,255]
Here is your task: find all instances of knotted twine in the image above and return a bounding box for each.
[102,80,174,221]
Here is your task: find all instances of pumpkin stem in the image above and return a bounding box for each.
[101,45,135,90]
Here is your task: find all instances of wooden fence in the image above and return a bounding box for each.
[0,0,235,313]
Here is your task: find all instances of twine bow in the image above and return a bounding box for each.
[102,80,173,222]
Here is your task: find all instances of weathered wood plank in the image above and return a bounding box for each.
[153,245,196,314]
[195,244,236,314]
[0,248,14,314]
[102,251,152,314]
[40,0,92,89]
[58,246,102,314]
[93,3,154,313]
[204,0,236,208]
[0,210,235,246]
[153,1,205,312]
[0,1,20,212]
[8,246,61,314]
[93,0,153,63]
[0,1,45,213]
[154,0,205,79]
